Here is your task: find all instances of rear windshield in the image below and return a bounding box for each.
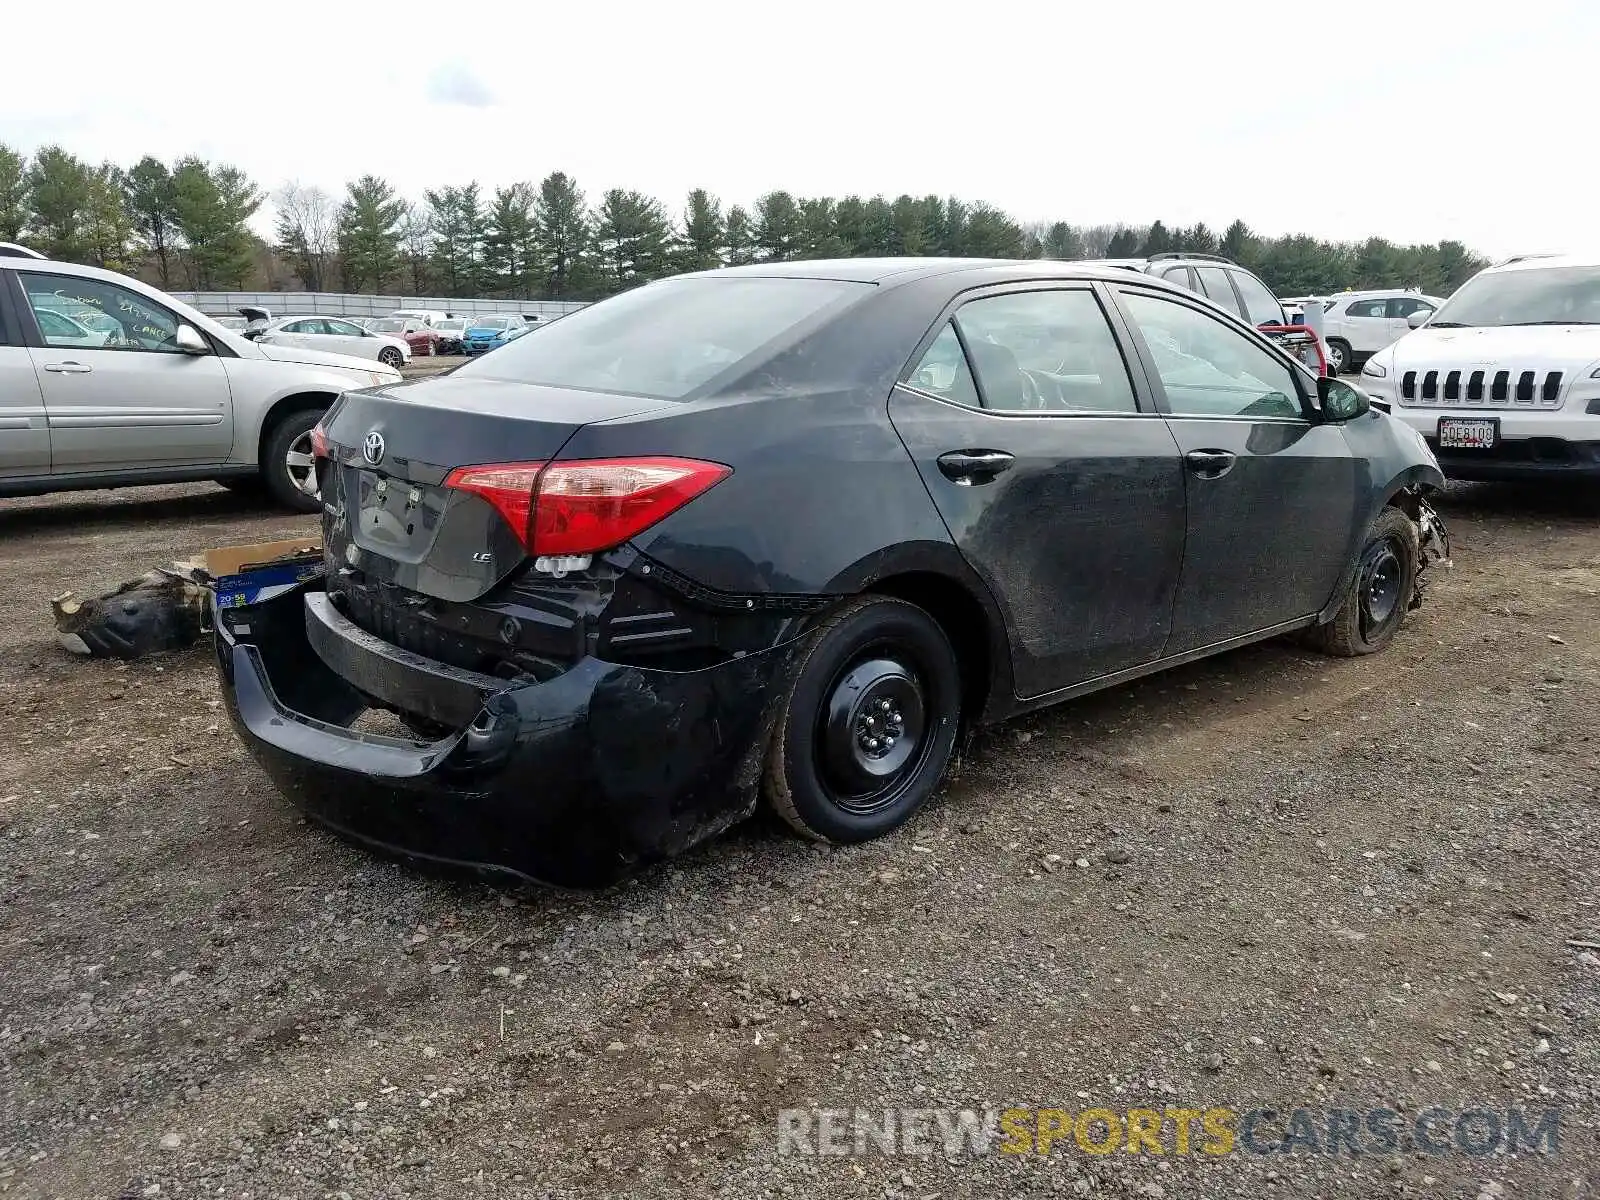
[461,276,870,399]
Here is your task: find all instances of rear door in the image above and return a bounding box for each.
[15,270,234,471]
[1386,296,1433,345]
[887,283,1186,698]
[0,278,49,478]
[321,318,375,359]
[1339,297,1393,353]
[1111,284,1355,651]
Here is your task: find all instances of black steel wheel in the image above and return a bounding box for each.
[1309,507,1418,657]
[765,595,961,842]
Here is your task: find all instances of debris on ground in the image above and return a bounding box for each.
[52,568,207,659]
[50,537,321,659]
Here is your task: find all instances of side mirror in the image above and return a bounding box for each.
[1318,376,1370,422]
[174,324,209,355]
[1406,309,1432,330]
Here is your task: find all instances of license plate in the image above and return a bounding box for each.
[1438,417,1498,450]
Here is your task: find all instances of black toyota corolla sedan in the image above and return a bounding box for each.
[215,258,1448,887]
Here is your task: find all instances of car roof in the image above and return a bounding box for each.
[677,257,1186,288]
[1487,253,1600,273]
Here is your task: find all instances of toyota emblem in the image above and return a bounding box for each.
[362,431,385,466]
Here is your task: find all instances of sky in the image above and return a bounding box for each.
[4,0,1595,259]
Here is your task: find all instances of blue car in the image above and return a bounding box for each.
[461,316,523,354]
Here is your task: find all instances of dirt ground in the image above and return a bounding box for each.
[0,480,1596,1200]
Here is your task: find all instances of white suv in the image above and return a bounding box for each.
[1359,254,1600,481]
[1,256,402,511]
[1321,290,1444,375]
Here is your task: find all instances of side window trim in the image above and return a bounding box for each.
[896,281,1161,417]
[0,270,20,346]
[1106,283,1314,421]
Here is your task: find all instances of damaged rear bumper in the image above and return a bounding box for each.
[214,583,798,888]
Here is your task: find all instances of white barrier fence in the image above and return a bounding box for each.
[169,291,589,321]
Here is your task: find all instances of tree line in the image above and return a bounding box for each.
[0,142,1489,302]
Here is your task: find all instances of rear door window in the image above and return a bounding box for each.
[1231,270,1285,326]
[468,277,870,399]
[1195,267,1244,318]
[949,289,1138,413]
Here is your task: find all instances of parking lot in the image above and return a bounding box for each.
[1,478,1597,1199]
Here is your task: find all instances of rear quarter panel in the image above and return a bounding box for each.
[551,276,967,598]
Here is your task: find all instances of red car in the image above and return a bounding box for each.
[367,317,440,356]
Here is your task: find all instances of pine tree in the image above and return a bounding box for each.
[531,172,590,298]
[0,144,28,244]
[26,146,92,261]
[1139,220,1173,257]
[1042,221,1084,260]
[723,205,755,266]
[1104,228,1140,257]
[752,191,803,262]
[170,157,259,288]
[123,157,178,286]
[594,188,671,288]
[678,189,724,273]
[424,182,485,295]
[337,176,404,293]
[80,163,136,272]
[1219,219,1255,264]
[396,203,433,294]
[798,197,848,259]
[484,182,538,296]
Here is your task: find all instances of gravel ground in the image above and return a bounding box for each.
[0,480,1596,1200]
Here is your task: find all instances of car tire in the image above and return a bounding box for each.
[262,409,325,514]
[1326,339,1351,375]
[378,347,404,369]
[1308,507,1418,657]
[764,595,962,844]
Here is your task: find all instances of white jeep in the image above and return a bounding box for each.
[1359,255,1600,481]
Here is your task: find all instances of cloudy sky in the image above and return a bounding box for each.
[5,0,1592,257]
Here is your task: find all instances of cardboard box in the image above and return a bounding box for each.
[200,537,324,608]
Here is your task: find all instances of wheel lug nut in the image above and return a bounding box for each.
[865,737,879,751]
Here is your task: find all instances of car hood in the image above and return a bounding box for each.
[1391,325,1600,371]
[255,341,399,376]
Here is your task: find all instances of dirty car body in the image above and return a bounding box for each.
[215,259,1447,887]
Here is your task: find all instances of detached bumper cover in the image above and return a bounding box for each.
[215,584,798,887]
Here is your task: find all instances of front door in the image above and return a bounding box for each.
[888,285,1186,699]
[15,270,234,471]
[1113,285,1357,652]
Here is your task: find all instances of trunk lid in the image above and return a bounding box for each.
[322,376,673,602]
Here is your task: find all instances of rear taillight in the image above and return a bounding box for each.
[443,456,730,557]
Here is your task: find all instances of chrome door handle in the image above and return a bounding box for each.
[43,361,93,374]
[1184,449,1237,479]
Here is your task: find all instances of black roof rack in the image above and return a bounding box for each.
[1147,251,1235,264]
